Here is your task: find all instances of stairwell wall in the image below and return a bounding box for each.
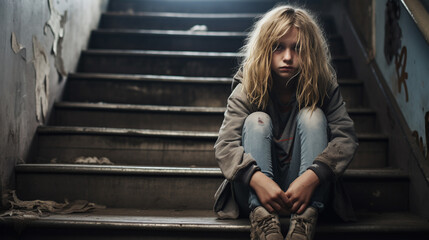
[331,0,429,219]
[0,0,108,207]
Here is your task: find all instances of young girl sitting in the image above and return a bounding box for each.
[214,5,358,240]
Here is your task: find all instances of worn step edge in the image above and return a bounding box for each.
[15,164,221,177]
[68,73,232,84]
[37,126,218,139]
[93,29,247,37]
[15,164,407,179]
[55,102,375,115]
[91,29,343,39]
[54,102,226,114]
[37,126,386,140]
[37,126,218,138]
[69,73,362,87]
[2,209,429,233]
[82,49,241,58]
[81,49,352,60]
[103,12,260,18]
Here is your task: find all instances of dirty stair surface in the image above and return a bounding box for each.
[2,0,429,239]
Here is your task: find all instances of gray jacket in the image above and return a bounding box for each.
[213,72,359,221]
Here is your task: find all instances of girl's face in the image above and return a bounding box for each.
[271,27,301,83]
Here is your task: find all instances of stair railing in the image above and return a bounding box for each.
[401,0,429,44]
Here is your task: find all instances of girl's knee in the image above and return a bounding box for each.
[297,107,327,130]
[243,112,273,134]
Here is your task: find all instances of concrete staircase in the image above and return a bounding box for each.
[2,0,429,239]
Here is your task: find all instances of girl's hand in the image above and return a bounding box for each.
[285,170,320,214]
[249,171,290,213]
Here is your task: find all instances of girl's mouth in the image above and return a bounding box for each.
[279,66,294,72]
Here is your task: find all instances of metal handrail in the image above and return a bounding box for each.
[401,0,429,44]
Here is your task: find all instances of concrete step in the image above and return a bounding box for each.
[88,30,346,56]
[89,30,246,53]
[77,50,355,78]
[99,12,338,35]
[108,0,276,14]
[51,102,226,132]
[65,74,366,108]
[51,102,377,134]
[15,164,408,212]
[2,209,429,240]
[77,50,238,77]
[65,73,232,107]
[35,127,387,169]
[99,12,258,32]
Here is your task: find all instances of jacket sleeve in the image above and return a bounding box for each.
[214,84,261,185]
[308,83,359,184]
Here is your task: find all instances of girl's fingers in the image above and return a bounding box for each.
[291,201,301,213]
[269,201,283,213]
[280,192,289,206]
[263,204,275,213]
[297,203,307,214]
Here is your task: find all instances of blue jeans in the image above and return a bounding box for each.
[233,108,330,215]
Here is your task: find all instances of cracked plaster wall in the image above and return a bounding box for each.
[0,0,108,206]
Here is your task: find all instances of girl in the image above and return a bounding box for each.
[213,5,358,240]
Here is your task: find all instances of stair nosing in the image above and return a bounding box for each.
[12,219,250,231]
[82,49,353,60]
[4,209,429,233]
[91,29,343,39]
[93,29,247,37]
[3,212,429,233]
[55,102,375,115]
[37,126,218,139]
[15,164,407,179]
[102,12,260,19]
[15,164,222,177]
[54,102,226,114]
[37,126,386,140]
[82,49,241,58]
[68,73,233,84]
[68,73,359,85]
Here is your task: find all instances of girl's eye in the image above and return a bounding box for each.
[273,44,284,52]
[294,44,301,51]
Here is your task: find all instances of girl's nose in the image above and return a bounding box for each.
[283,48,293,62]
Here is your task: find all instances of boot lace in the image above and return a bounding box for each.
[293,217,312,237]
[259,215,280,235]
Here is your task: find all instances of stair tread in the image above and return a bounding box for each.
[2,208,428,232]
[37,126,219,138]
[55,101,375,114]
[37,126,386,139]
[15,164,407,178]
[93,29,248,37]
[103,12,260,18]
[55,102,226,113]
[83,49,241,57]
[92,29,342,39]
[82,49,351,59]
[69,73,232,83]
[69,72,361,85]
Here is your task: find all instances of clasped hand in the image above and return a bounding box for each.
[249,170,320,215]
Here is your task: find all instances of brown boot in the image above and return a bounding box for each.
[250,206,283,240]
[285,207,318,240]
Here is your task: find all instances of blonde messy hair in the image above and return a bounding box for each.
[240,5,335,111]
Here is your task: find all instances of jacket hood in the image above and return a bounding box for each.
[232,69,244,91]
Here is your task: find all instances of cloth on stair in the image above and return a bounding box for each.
[0,190,105,218]
[74,156,114,165]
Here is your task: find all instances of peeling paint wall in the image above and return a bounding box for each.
[346,0,429,218]
[374,0,429,163]
[349,0,429,165]
[0,0,108,206]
